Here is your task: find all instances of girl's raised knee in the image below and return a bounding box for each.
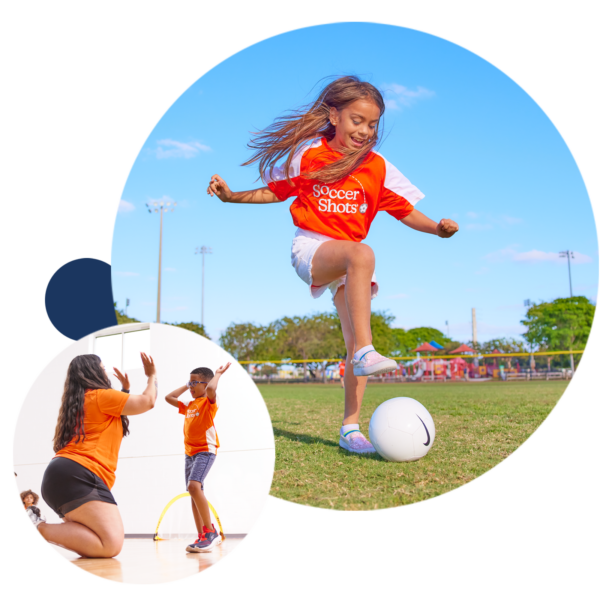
[350,243,375,269]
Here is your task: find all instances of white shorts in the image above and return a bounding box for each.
[290,227,379,301]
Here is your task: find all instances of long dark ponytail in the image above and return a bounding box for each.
[53,354,130,452]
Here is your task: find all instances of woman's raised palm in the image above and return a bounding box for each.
[141,352,156,377]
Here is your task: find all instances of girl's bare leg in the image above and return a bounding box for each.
[37,501,124,558]
[312,240,374,353]
[334,285,368,424]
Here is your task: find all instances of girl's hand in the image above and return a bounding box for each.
[141,353,156,377]
[215,362,231,376]
[436,218,459,238]
[113,367,130,390]
[207,174,233,202]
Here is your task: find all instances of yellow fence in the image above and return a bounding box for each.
[238,350,584,365]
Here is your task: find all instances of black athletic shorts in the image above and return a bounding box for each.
[41,457,117,518]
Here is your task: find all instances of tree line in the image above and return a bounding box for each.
[114,295,595,373]
[521,296,595,369]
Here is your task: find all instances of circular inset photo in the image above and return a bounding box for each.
[12,323,275,555]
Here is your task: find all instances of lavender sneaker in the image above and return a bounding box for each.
[352,350,397,377]
[339,429,376,454]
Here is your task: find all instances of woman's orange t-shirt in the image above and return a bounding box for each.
[55,388,130,489]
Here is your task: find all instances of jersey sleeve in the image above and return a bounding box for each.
[264,144,309,201]
[96,389,130,418]
[178,401,187,415]
[378,157,424,220]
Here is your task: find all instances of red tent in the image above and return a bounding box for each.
[450,344,475,354]
[413,342,438,353]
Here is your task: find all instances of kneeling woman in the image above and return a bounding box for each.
[37,352,157,558]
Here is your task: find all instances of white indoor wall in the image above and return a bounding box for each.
[13,323,274,534]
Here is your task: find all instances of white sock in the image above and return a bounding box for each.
[341,423,360,436]
[354,345,374,361]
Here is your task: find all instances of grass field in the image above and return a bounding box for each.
[259,380,567,510]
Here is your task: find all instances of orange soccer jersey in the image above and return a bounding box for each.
[55,388,130,489]
[265,137,424,242]
[178,395,220,456]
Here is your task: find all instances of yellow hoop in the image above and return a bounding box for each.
[154,492,225,541]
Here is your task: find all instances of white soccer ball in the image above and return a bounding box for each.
[368,397,436,462]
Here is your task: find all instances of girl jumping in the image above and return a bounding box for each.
[207,76,458,454]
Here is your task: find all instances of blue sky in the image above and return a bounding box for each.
[111,23,597,344]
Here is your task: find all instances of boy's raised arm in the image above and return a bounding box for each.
[165,385,188,408]
[206,363,231,403]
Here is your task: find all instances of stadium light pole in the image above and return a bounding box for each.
[559,250,575,297]
[195,245,213,327]
[524,299,535,370]
[558,252,577,372]
[146,200,177,323]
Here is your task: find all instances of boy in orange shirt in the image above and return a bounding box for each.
[165,362,231,553]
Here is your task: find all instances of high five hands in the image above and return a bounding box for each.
[113,353,156,390]
[436,218,459,238]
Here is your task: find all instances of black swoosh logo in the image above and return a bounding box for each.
[416,414,431,446]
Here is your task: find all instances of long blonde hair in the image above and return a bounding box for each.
[243,76,385,185]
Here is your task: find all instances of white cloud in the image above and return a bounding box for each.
[386,293,409,299]
[115,271,139,277]
[512,250,558,263]
[502,215,523,225]
[484,246,592,264]
[383,84,435,110]
[466,211,478,219]
[474,267,489,275]
[513,250,592,264]
[0,198,135,212]
[155,139,211,159]
[164,267,176,272]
